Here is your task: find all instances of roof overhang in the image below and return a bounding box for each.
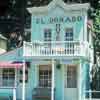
[27,0,90,14]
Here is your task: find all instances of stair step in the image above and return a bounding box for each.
[33,99,50,100]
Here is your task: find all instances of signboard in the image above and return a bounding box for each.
[34,16,83,24]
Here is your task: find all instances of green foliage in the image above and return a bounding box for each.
[93,8,100,56]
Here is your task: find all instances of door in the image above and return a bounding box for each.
[64,65,78,100]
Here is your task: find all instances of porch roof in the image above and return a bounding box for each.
[0,62,23,69]
[0,47,24,68]
[0,47,23,62]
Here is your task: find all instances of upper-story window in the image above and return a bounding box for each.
[65,28,73,41]
[44,29,52,41]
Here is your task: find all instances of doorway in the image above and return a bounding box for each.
[64,65,78,100]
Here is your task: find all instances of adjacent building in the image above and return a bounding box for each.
[0,34,7,54]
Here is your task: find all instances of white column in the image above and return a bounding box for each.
[22,60,26,100]
[89,90,92,100]
[79,61,82,100]
[14,68,17,87]
[13,88,16,100]
[51,59,55,100]
[23,41,25,56]
[13,68,17,100]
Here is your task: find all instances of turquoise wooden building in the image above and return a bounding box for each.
[0,0,94,100]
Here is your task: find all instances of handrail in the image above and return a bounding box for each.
[84,90,100,100]
[23,41,90,58]
[32,87,56,99]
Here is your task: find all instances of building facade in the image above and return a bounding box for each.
[0,0,94,100]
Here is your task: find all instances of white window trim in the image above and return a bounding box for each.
[39,65,52,88]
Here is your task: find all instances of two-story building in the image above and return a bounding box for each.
[0,0,94,100]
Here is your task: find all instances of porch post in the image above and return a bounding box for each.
[14,68,17,87]
[22,60,25,100]
[51,59,55,100]
[79,60,82,100]
[13,88,16,100]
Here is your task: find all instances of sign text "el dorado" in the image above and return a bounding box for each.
[34,16,82,24]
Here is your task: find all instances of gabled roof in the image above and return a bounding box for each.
[27,0,90,14]
[0,34,7,40]
[0,47,23,62]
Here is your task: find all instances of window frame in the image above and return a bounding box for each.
[44,29,52,41]
[2,68,15,87]
[39,65,52,88]
[64,65,77,88]
[19,62,29,83]
[65,27,74,41]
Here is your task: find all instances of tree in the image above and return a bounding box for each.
[90,1,100,98]
[0,0,32,50]
[93,7,100,56]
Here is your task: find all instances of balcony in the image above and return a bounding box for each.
[84,91,100,100]
[23,41,90,59]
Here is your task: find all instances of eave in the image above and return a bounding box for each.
[27,0,90,14]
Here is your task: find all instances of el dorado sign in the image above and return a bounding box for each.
[34,16,83,24]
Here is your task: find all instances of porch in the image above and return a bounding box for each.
[22,41,91,100]
[30,61,80,100]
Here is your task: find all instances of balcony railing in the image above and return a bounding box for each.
[23,41,90,58]
[84,90,100,100]
[32,87,55,100]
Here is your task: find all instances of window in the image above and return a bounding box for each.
[19,62,30,83]
[44,29,52,47]
[39,65,51,87]
[65,28,73,41]
[65,28,74,54]
[56,24,60,41]
[44,29,52,41]
[19,69,28,83]
[63,0,83,3]
[65,65,77,88]
[3,68,15,86]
